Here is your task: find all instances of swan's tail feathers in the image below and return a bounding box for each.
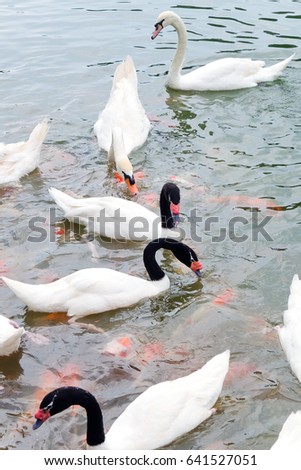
[1,276,61,313]
[2,276,41,310]
[26,119,49,152]
[187,349,230,408]
[112,56,137,88]
[257,53,295,82]
[49,187,76,214]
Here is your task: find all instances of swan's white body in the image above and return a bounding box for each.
[271,411,301,450]
[94,57,151,191]
[0,314,25,356]
[277,274,301,383]
[94,56,150,154]
[2,268,169,320]
[152,11,295,91]
[0,119,49,185]
[49,187,181,241]
[99,350,230,449]
[34,350,230,449]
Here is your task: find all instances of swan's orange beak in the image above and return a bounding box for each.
[170,202,180,215]
[170,202,180,225]
[191,260,202,278]
[125,178,139,196]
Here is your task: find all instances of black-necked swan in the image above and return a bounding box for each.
[33,350,230,449]
[94,56,151,195]
[276,274,301,383]
[1,238,202,320]
[0,314,25,356]
[151,11,295,92]
[48,182,181,241]
[0,119,49,185]
[270,411,301,449]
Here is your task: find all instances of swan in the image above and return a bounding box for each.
[270,411,301,449]
[48,182,181,241]
[276,274,301,383]
[151,11,295,91]
[32,349,230,449]
[94,56,151,194]
[0,314,25,356]
[0,119,49,185]
[1,238,202,320]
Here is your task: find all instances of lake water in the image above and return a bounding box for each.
[0,0,301,450]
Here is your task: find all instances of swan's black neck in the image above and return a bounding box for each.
[159,182,180,229]
[143,238,198,281]
[39,386,105,447]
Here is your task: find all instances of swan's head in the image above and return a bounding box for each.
[161,239,202,277]
[33,387,90,429]
[121,171,138,195]
[151,11,180,39]
[33,388,61,429]
[33,387,106,446]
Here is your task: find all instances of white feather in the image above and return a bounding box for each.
[0,119,49,185]
[0,314,25,356]
[277,274,301,383]
[271,411,301,449]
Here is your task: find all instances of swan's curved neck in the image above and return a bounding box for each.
[84,394,105,446]
[169,16,187,82]
[110,126,126,164]
[159,183,180,228]
[160,195,173,228]
[143,238,184,281]
[51,387,105,447]
[143,239,166,281]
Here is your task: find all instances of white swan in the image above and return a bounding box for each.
[151,11,295,91]
[32,350,230,449]
[276,274,301,383]
[94,56,151,194]
[0,119,49,185]
[0,314,25,356]
[49,182,181,241]
[1,238,202,320]
[270,411,301,449]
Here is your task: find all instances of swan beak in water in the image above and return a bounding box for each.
[33,407,51,430]
[124,175,138,195]
[170,201,180,226]
[151,20,164,40]
[191,260,203,278]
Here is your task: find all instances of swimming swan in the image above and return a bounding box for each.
[33,350,230,449]
[94,56,151,194]
[1,238,202,320]
[276,274,301,383]
[49,182,181,241]
[151,11,295,91]
[0,119,49,185]
[270,411,301,449]
[0,314,25,356]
